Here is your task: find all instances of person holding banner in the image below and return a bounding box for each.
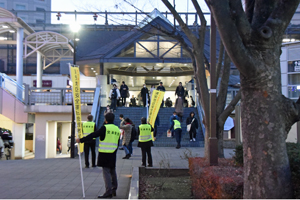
[76,113,120,198]
[138,117,154,167]
[168,117,183,149]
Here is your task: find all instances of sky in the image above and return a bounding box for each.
[50,0,210,25]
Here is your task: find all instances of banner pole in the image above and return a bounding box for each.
[69,64,85,198]
[146,94,149,120]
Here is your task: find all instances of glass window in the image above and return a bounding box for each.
[136,41,157,58]
[288,74,300,85]
[36,19,45,24]
[116,44,134,57]
[159,41,181,58]
[288,86,300,98]
[0,3,5,8]
[36,7,45,11]
[16,4,26,10]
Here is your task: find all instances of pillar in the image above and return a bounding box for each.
[12,123,25,159]
[61,122,71,154]
[16,28,24,100]
[46,121,57,158]
[36,52,43,88]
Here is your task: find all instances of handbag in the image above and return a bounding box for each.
[167,130,172,137]
[187,118,195,132]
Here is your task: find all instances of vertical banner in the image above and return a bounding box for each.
[69,66,84,153]
[148,90,165,141]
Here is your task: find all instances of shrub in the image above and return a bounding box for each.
[233,144,243,166]
[189,157,243,199]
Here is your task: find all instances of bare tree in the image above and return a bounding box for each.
[202,0,300,198]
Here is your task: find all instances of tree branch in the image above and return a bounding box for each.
[251,0,277,30]
[218,90,241,125]
[205,0,256,77]
[216,42,224,83]
[245,0,255,24]
[216,51,231,118]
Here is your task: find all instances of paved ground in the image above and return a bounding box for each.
[0,147,234,199]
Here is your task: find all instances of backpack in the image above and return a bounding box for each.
[111,88,117,99]
[130,125,137,142]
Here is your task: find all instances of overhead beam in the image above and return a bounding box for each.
[107,69,193,76]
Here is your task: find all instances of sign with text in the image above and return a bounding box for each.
[70,66,83,153]
[148,90,165,141]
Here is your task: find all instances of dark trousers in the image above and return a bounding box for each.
[102,167,118,195]
[141,146,152,166]
[84,140,96,167]
[111,98,117,110]
[128,141,133,154]
[189,129,196,139]
[154,126,158,137]
[121,97,126,106]
[175,128,182,146]
[142,97,147,107]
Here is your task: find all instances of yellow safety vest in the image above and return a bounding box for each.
[174,120,181,130]
[82,121,96,139]
[99,124,120,153]
[139,124,152,142]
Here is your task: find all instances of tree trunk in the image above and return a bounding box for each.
[216,124,224,158]
[241,48,293,198]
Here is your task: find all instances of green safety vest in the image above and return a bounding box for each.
[174,120,181,130]
[82,121,95,139]
[139,124,152,142]
[99,124,120,153]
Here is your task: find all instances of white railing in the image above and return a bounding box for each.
[0,73,25,102]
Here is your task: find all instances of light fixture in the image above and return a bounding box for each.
[169,80,175,87]
[75,38,80,41]
[0,37,7,40]
[152,77,155,79]
[184,64,187,66]
[91,68,94,70]
[175,77,177,79]
[9,30,15,33]
[2,25,8,28]
[128,64,131,66]
[130,77,133,79]
[95,73,98,75]
[93,70,96,72]
[69,22,81,33]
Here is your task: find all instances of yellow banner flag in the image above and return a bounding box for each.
[70,66,84,153]
[148,90,165,141]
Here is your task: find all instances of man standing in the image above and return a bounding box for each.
[109,84,120,112]
[82,114,96,168]
[175,82,185,98]
[168,116,183,149]
[141,84,149,107]
[76,113,120,198]
[156,82,166,107]
[120,81,129,107]
[138,117,154,167]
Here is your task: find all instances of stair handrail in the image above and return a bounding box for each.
[0,73,25,102]
[196,94,206,136]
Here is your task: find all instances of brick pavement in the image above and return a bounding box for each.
[0,147,234,199]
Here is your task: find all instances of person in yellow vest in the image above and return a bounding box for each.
[137,117,154,167]
[168,116,183,149]
[82,114,97,168]
[76,113,120,198]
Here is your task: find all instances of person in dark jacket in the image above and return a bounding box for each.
[175,82,185,98]
[120,81,129,107]
[138,117,154,167]
[154,115,160,139]
[141,84,149,107]
[186,112,199,141]
[156,82,166,107]
[168,116,182,149]
[76,113,120,198]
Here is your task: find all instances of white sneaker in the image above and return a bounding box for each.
[190,139,193,142]
[193,138,196,141]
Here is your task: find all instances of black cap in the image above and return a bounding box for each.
[160,82,163,84]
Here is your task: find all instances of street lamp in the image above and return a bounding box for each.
[70,11,81,158]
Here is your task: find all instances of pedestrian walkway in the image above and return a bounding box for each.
[0,147,234,199]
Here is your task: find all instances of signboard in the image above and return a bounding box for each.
[294,61,300,72]
[33,80,52,87]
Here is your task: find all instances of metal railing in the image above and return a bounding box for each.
[0,73,25,102]
[24,86,95,105]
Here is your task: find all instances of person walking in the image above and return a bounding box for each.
[175,96,184,122]
[104,105,113,116]
[57,138,62,154]
[119,114,125,150]
[120,118,132,159]
[168,116,183,149]
[141,84,149,107]
[186,112,199,141]
[109,84,120,111]
[76,113,120,198]
[169,111,179,138]
[156,82,165,107]
[175,82,185,98]
[120,81,129,107]
[138,117,154,167]
[82,114,97,168]
[190,96,195,107]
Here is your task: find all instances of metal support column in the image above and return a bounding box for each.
[16,27,24,100]
[37,52,43,88]
[209,16,218,166]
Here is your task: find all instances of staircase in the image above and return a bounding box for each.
[97,106,204,147]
